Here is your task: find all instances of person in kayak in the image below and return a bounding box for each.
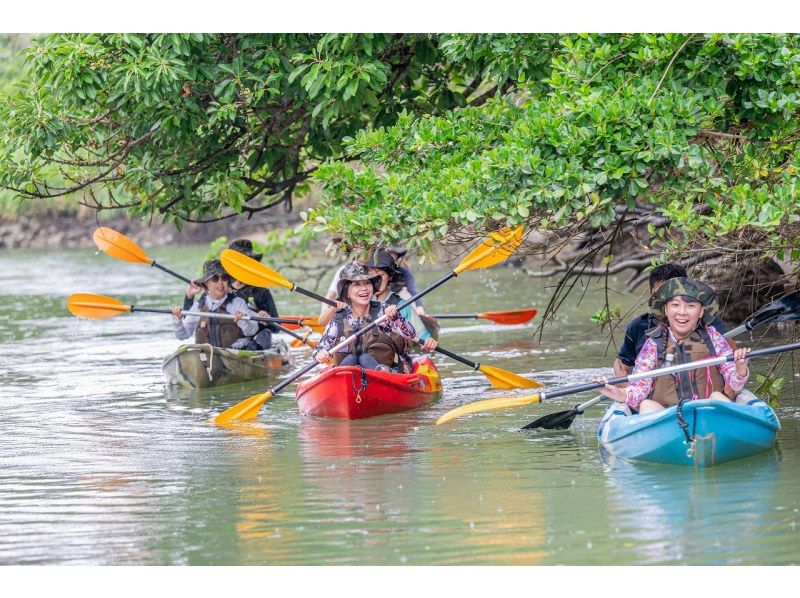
[385,243,427,317]
[312,263,430,372]
[225,239,281,350]
[597,277,751,414]
[367,250,438,370]
[614,263,728,376]
[171,259,258,347]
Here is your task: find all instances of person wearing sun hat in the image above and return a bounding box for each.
[312,262,428,372]
[170,259,258,347]
[597,277,751,414]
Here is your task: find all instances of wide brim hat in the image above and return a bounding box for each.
[649,276,719,325]
[200,259,228,284]
[228,239,263,262]
[336,262,381,298]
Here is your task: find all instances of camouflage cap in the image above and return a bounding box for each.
[199,259,229,284]
[336,262,381,298]
[649,276,719,325]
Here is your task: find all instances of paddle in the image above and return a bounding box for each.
[214,227,525,424]
[93,227,194,284]
[428,308,537,325]
[526,289,800,431]
[435,339,800,426]
[91,227,318,347]
[220,249,339,307]
[726,289,800,337]
[279,315,325,333]
[66,293,309,326]
[433,346,541,389]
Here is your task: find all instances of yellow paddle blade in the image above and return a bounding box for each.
[454,226,523,274]
[220,249,294,290]
[435,393,542,426]
[478,364,543,389]
[93,227,153,264]
[67,293,132,319]
[214,390,275,424]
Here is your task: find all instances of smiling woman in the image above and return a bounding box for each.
[597,277,752,415]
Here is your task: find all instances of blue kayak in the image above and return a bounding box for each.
[598,395,780,467]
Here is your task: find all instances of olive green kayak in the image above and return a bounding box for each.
[162,341,294,389]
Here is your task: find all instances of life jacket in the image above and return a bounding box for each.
[646,324,731,407]
[194,294,244,348]
[332,303,405,367]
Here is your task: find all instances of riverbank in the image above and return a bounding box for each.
[0,206,304,251]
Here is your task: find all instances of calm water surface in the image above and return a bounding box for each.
[1,246,798,565]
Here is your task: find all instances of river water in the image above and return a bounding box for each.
[1,246,799,566]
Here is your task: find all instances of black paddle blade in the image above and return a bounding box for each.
[521,407,581,431]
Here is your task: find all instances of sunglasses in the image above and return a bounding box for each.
[207,274,230,283]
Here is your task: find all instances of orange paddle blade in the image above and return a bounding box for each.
[93,227,153,264]
[220,249,294,290]
[67,293,132,319]
[478,308,537,325]
[281,315,325,333]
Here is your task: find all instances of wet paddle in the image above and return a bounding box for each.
[433,346,541,389]
[214,227,525,424]
[91,227,318,347]
[428,308,537,325]
[526,290,800,431]
[436,340,800,426]
[220,250,339,307]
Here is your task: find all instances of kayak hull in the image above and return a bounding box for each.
[598,395,780,468]
[295,356,442,419]
[162,341,293,389]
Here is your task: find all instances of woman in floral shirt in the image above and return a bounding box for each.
[598,277,751,414]
[312,263,428,372]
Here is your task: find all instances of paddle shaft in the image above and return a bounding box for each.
[292,285,338,307]
[430,313,479,320]
[133,306,303,325]
[152,262,193,285]
[537,340,800,404]
[435,346,479,370]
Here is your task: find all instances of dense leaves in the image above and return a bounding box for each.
[308,34,800,262]
[0,33,499,223]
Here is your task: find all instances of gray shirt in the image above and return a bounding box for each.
[173,294,258,340]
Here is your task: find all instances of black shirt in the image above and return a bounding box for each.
[617,313,728,367]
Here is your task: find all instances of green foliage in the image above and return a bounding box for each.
[590,304,622,328]
[0,33,509,223]
[309,34,800,259]
[752,373,785,408]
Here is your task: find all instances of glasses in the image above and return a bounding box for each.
[208,274,229,283]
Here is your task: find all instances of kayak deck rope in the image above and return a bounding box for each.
[351,366,369,404]
[197,344,215,382]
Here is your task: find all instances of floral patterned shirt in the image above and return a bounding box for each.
[625,325,749,409]
[312,303,418,360]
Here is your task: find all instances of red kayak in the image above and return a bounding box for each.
[295,356,443,419]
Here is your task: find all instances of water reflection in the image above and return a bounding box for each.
[601,451,783,564]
